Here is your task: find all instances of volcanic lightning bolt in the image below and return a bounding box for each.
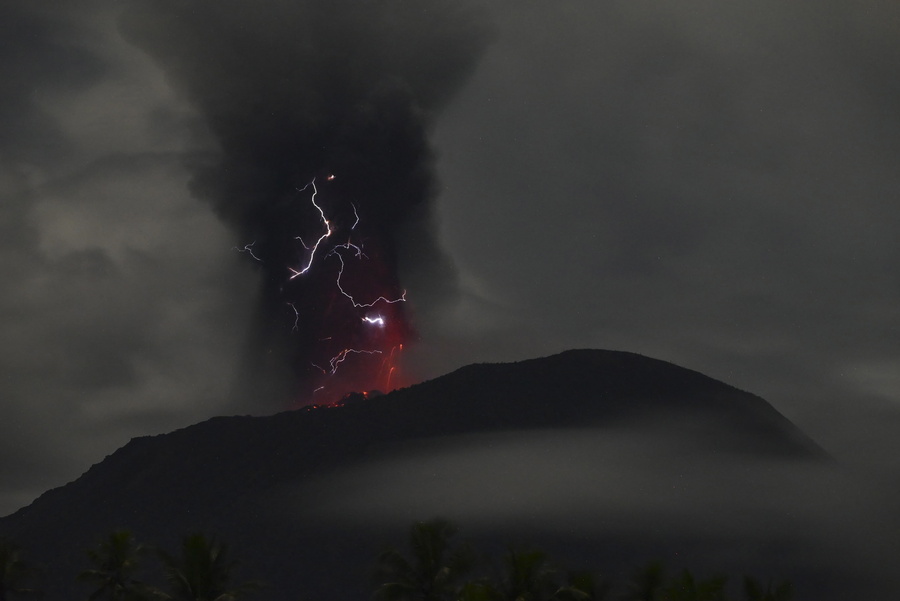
[328,348,382,374]
[289,179,332,279]
[331,252,407,308]
[234,242,262,262]
[287,302,300,333]
[236,174,412,403]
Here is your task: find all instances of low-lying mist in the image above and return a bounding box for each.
[272,421,900,599]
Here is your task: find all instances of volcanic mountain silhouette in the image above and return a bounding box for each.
[0,350,834,600]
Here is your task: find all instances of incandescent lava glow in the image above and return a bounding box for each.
[237,173,414,404]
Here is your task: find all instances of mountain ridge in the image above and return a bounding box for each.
[7,349,826,525]
[0,349,829,601]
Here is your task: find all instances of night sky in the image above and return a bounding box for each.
[2,0,900,545]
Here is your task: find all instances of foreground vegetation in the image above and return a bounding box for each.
[0,519,793,601]
[372,519,793,601]
[1,532,258,601]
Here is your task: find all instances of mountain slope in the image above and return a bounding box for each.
[0,349,833,600]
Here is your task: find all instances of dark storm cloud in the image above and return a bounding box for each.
[0,1,94,255]
[429,0,900,463]
[118,0,494,401]
[0,151,255,510]
[0,4,113,514]
[0,3,107,165]
[0,2,261,516]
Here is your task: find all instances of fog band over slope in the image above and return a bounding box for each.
[119,0,493,403]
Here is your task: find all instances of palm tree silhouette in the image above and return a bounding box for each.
[459,549,606,601]
[553,571,610,601]
[620,561,665,601]
[373,518,475,601]
[0,537,40,601]
[492,549,559,601]
[156,534,258,601]
[660,570,727,601]
[489,550,609,601]
[78,530,151,601]
[741,576,792,601]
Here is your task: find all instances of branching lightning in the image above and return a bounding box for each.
[328,348,382,374]
[264,174,411,400]
[332,252,407,308]
[287,302,300,333]
[332,238,366,259]
[234,241,262,262]
[289,179,332,279]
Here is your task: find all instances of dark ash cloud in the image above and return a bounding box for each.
[119,0,494,403]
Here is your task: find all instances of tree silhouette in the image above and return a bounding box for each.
[78,530,152,601]
[0,537,40,601]
[374,520,797,601]
[156,534,258,601]
[620,561,665,601]
[373,518,475,601]
[490,549,560,601]
[457,581,496,601]
[468,549,606,601]
[742,576,792,601]
[660,570,727,601]
[554,571,610,601]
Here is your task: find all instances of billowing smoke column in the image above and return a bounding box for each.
[120,0,492,403]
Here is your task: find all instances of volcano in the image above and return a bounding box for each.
[2,350,882,601]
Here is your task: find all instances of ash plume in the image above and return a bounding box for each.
[119,0,493,404]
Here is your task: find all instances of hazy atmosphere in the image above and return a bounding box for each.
[2,0,900,539]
